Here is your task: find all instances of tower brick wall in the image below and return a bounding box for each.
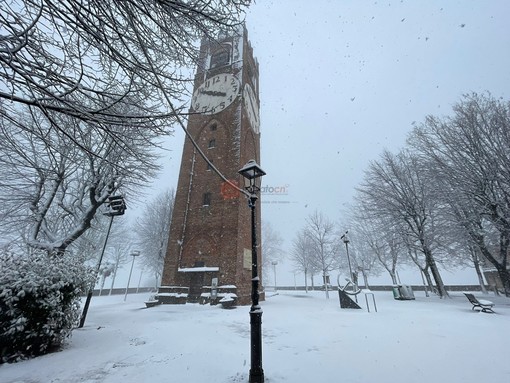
[161,26,262,305]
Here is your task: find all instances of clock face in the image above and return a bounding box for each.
[243,84,260,134]
[191,73,240,115]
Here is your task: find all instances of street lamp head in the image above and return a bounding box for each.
[238,159,266,193]
[104,195,126,216]
[341,231,349,244]
[131,250,140,257]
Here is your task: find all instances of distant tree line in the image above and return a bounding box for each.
[290,93,510,298]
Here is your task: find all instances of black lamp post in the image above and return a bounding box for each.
[238,159,266,383]
[341,231,356,293]
[272,261,278,292]
[79,195,126,328]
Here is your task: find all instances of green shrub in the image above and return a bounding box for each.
[0,251,92,363]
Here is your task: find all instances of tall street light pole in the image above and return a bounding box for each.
[341,231,357,293]
[272,261,278,292]
[79,195,126,328]
[239,159,266,383]
[136,267,144,294]
[124,250,140,301]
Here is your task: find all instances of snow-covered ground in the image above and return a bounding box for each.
[1,290,509,383]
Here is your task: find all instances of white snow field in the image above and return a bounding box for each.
[1,290,509,383]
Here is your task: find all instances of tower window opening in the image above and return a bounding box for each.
[210,123,217,131]
[210,49,230,69]
[208,139,216,149]
[203,192,212,207]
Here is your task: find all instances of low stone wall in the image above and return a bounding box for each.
[93,284,493,297]
[157,286,189,304]
[90,287,155,296]
[270,284,489,292]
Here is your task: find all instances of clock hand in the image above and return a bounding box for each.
[200,90,227,97]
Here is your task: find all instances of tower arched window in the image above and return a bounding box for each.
[210,47,230,69]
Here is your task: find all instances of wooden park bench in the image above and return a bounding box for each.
[463,293,495,313]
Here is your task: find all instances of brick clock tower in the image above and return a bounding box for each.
[160,26,262,305]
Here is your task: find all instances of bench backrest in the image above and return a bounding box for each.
[463,293,479,304]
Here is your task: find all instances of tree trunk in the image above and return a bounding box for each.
[472,250,488,294]
[109,263,119,296]
[498,231,510,297]
[389,271,398,285]
[475,232,510,297]
[495,266,510,297]
[419,269,429,297]
[422,266,435,294]
[304,269,308,293]
[361,271,369,289]
[154,271,161,290]
[423,245,449,298]
[323,271,329,299]
[99,274,106,296]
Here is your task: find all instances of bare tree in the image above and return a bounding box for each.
[0,108,159,253]
[261,221,284,286]
[97,217,134,295]
[338,227,384,289]
[304,210,336,298]
[69,211,133,293]
[134,189,175,288]
[290,228,317,292]
[348,200,403,285]
[467,245,489,294]
[97,261,115,296]
[350,207,403,286]
[1,1,250,142]
[106,244,132,295]
[408,93,510,295]
[403,234,435,293]
[436,207,489,293]
[357,150,449,297]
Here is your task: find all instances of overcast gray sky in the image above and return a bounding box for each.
[151,0,510,285]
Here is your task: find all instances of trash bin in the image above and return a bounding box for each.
[399,285,416,300]
[392,285,402,300]
[392,285,415,300]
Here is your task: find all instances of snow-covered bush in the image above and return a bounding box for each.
[0,251,93,363]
